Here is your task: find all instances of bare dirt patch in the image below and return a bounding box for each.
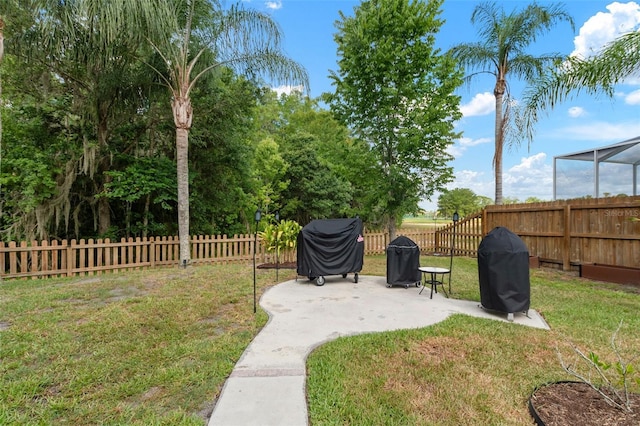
[530,381,640,425]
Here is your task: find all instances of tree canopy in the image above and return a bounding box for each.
[0,0,477,244]
[519,31,640,143]
[327,0,462,240]
[449,1,574,205]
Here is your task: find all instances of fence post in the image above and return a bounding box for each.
[563,205,571,271]
[150,237,156,268]
[66,241,74,277]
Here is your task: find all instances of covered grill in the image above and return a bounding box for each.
[386,236,421,288]
[296,218,364,286]
[478,227,530,319]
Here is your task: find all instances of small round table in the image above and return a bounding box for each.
[418,266,450,299]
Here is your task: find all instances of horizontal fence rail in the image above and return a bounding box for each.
[482,196,640,271]
[0,231,436,280]
[1,196,637,280]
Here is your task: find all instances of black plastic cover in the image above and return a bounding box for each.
[478,227,531,313]
[296,218,364,278]
[386,236,421,286]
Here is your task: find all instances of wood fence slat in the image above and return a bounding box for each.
[0,196,637,280]
[8,242,16,275]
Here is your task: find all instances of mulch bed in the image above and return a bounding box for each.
[257,261,296,270]
[530,381,640,425]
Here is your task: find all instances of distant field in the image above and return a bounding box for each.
[401,216,451,228]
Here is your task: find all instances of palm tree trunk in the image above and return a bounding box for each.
[494,83,505,206]
[173,96,193,267]
[176,125,190,266]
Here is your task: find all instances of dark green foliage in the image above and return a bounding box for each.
[437,188,485,217]
[280,134,352,225]
[0,1,388,241]
[327,0,463,235]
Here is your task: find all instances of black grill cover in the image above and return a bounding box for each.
[296,218,364,278]
[478,227,530,313]
[386,236,421,286]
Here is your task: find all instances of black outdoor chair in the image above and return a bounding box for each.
[419,212,459,298]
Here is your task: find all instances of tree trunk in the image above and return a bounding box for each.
[493,80,505,206]
[97,105,112,235]
[142,194,150,238]
[0,17,4,63]
[388,215,397,245]
[176,125,190,266]
[97,194,111,235]
[173,96,193,267]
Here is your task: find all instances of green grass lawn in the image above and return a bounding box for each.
[1,257,638,425]
[401,216,452,228]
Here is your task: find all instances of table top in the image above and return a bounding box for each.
[419,266,450,273]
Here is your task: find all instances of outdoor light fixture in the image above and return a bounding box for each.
[253,208,262,314]
[450,211,459,292]
[275,210,280,282]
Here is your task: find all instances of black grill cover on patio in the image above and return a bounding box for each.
[296,218,364,279]
[386,236,421,287]
[478,227,530,314]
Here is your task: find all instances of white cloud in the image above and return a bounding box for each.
[572,2,640,58]
[460,136,491,147]
[265,0,282,10]
[557,120,640,141]
[567,106,586,118]
[503,153,554,200]
[624,89,640,104]
[460,92,494,117]
[508,152,547,173]
[448,137,491,158]
[271,84,304,97]
[451,170,493,199]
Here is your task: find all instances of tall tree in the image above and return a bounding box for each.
[250,92,378,222]
[327,0,462,241]
[0,15,4,178]
[142,0,307,266]
[519,32,640,142]
[437,188,481,217]
[9,0,166,238]
[448,2,573,205]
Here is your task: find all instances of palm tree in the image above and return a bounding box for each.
[16,0,168,238]
[29,0,306,264]
[141,0,308,266]
[449,2,573,205]
[520,31,640,142]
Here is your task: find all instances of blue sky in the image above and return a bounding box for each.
[243,0,640,210]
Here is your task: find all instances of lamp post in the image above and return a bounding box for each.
[450,211,459,294]
[452,211,459,253]
[275,210,280,282]
[253,208,261,314]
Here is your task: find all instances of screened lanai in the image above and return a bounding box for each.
[553,136,640,199]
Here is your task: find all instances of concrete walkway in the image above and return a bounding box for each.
[207,275,549,426]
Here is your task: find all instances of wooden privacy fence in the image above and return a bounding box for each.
[432,196,639,272]
[0,231,436,280]
[1,196,637,280]
[482,196,640,271]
